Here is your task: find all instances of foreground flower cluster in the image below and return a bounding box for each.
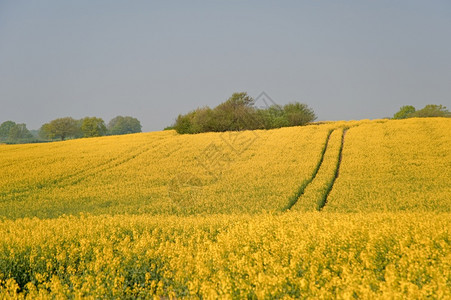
[0,213,450,299]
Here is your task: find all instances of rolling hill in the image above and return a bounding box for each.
[1,118,449,218]
[0,118,450,298]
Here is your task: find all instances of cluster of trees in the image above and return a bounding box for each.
[393,104,450,119]
[0,116,142,144]
[39,116,142,141]
[170,92,317,134]
[0,121,33,143]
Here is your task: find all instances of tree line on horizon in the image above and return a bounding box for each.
[167,94,450,134]
[1,98,449,144]
[392,104,450,119]
[0,116,142,144]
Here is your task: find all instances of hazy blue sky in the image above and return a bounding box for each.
[1,1,450,131]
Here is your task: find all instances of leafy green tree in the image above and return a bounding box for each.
[8,123,32,142]
[39,123,53,140]
[283,102,317,126]
[74,119,84,138]
[393,105,416,119]
[257,105,288,129]
[173,112,196,134]
[107,116,142,135]
[191,107,216,133]
[0,121,17,139]
[214,92,259,131]
[81,117,107,137]
[41,117,79,141]
[411,104,450,118]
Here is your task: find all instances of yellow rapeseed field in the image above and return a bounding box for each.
[325,118,451,212]
[292,128,345,211]
[0,213,449,299]
[1,124,338,218]
[0,118,450,298]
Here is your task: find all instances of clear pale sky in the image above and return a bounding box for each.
[1,1,450,131]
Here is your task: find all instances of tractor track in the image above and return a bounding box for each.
[285,127,348,211]
[284,129,334,211]
[317,128,347,211]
